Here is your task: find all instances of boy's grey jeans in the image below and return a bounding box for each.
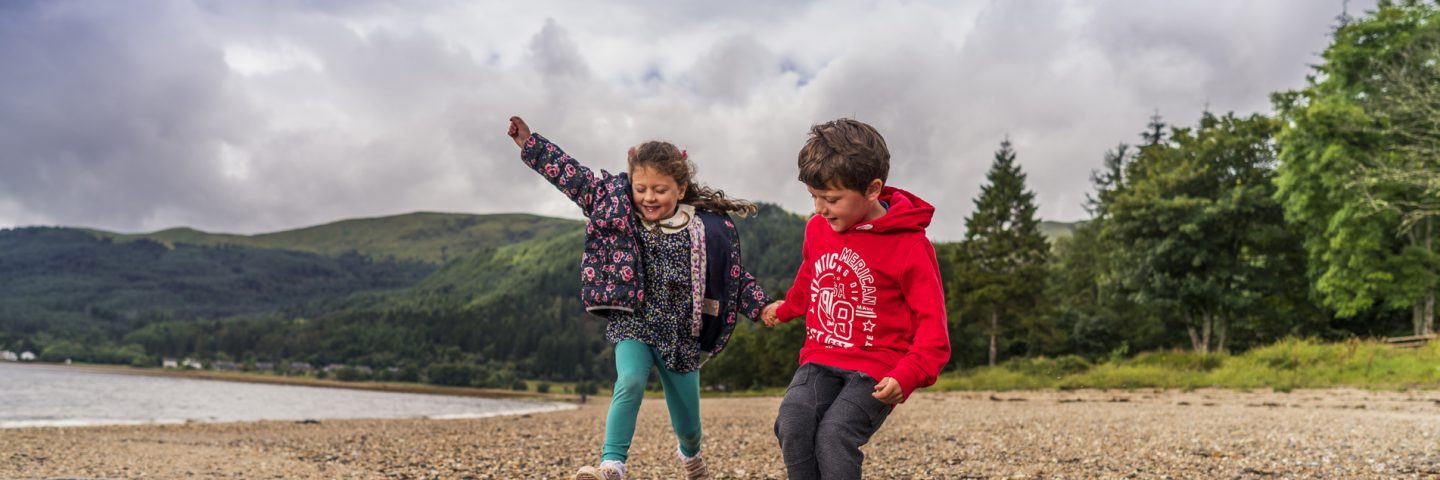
[774,362,894,479]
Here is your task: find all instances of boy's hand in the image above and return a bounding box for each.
[761,301,784,327]
[507,116,531,148]
[872,377,902,404]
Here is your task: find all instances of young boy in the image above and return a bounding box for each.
[761,118,950,479]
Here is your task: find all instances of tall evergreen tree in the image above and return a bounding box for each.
[959,139,1052,366]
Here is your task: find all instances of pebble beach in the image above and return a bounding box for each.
[4,388,1440,479]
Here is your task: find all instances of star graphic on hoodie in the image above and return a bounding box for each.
[863,320,876,332]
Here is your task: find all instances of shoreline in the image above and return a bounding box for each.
[0,402,580,430]
[4,361,585,402]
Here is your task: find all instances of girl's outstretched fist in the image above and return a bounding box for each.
[507,116,531,148]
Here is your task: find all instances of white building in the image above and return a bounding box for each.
[0,351,17,362]
[19,351,36,362]
[162,358,179,368]
[182,358,203,369]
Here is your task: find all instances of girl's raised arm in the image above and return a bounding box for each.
[507,116,606,216]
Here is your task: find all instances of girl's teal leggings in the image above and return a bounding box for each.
[602,340,702,462]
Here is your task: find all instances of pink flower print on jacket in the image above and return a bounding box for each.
[620,266,634,281]
[730,265,741,278]
[520,133,645,315]
[612,251,624,263]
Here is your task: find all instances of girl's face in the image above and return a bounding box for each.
[631,166,687,222]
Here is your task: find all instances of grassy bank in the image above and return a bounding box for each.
[935,337,1440,391]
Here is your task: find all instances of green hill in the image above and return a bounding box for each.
[0,227,435,361]
[0,204,808,383]
[84,212,583,264]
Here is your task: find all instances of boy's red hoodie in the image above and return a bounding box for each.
[775,186,950,402]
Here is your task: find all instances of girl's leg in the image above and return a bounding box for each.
[653,348,703,457]
[602,340,655,463]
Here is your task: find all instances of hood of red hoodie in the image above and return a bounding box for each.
[849,186,933,234]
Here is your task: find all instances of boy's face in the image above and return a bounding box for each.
[631,166,687,222]
[807,179,883,232]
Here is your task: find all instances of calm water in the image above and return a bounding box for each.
[0,362,574,428]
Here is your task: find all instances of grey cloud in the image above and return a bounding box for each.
[0,0,1379,241]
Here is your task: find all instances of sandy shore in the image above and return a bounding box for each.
[4,388,1440,479]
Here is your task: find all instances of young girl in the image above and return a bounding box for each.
[505,116,777,480]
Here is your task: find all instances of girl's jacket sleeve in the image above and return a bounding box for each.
[520,133,605,217]
[727,219,771,320]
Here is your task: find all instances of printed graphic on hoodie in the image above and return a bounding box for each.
[808,247,878,348]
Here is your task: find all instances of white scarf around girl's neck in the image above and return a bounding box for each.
[640,203,695,234]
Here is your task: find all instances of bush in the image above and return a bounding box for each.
[1125,349,1224,372]
[1002,355,1093,378]
[536,382,551,394]
[511,379,528,391]
[334,367,371,382]
[426,363,479,387]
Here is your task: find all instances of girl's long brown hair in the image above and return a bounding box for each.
[628,141,758,217]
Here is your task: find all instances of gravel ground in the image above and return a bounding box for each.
[3,388,1439,479]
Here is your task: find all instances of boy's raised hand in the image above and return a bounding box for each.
[872,377,902,404]
[507,116,531,148]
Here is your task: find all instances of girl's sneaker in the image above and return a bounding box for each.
[678,449,711,480]
[573,461,625,480]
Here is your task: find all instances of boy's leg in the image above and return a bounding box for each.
[773,363,842,480]
[814,370,893,478]
[653,348,702,457]
[602,340,655,463]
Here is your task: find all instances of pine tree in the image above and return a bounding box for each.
[959,139,1052,366]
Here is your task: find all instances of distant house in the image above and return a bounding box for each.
[182,358,203,369]
[0,351,17,362]
[254,362,275,372]
[288,361,313,373]
[211,361,238,371]
[19,351,35,362]
[162,358,179,368]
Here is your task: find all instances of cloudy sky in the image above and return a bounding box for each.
[0,0,1371,241]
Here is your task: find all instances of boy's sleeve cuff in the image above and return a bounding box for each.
[776,302,803,321]
[884,365,925,402]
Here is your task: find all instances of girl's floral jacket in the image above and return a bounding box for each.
[519,133,772,355]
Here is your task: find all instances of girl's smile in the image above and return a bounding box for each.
[631,166,687,222]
